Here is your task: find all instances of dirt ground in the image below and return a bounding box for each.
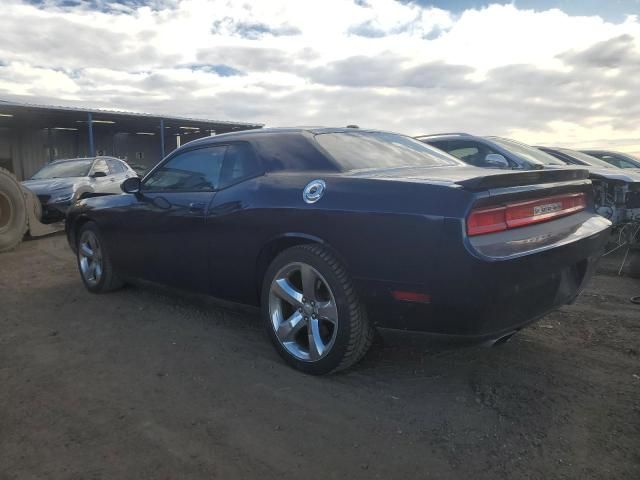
[1,234,639,480]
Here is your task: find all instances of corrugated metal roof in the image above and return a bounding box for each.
[0,99,264,128]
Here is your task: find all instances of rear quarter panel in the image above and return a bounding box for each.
[205,172,474,305]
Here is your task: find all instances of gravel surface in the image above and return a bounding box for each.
[1,234,639,479]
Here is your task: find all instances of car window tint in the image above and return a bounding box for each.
[31,159,93,179]
[431,140,505,168]
[448,147,479,162]
[600,155,621,167]
[106,159,121,174]
[142,146,226,192]
[316,131,458,171]
[489,138,566,166]
[557,149,614,169]
[93,159,109,174]
[600,155,635,168]
[220,143,262,188]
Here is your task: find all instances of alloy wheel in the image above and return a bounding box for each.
[268,262,339,361]
[78,230,103,287]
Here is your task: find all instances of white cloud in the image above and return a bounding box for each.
[0,0,639,153]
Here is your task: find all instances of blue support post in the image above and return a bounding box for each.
[87,112,95,157]
[160,118,165,159]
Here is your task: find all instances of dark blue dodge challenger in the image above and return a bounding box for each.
[66,128,611,374]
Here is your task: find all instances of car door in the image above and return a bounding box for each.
[205,142,264,302]
[109,145,227,292]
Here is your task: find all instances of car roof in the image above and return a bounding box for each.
[49,156,122,164]
[581,149,618,154]
[415,133,474,140]
[182,126,404,149]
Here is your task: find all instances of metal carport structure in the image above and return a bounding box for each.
[0,100,263,180]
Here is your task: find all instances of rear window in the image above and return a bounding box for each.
[557,149,616,169]
[591,154,631,168]
[314,131,459,171]
[490,137,566,166]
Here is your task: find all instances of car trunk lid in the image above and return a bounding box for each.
[346,165,589,190]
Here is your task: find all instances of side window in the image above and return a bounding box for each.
[602,155,634,168]
[440,140,509,168]
[106,159,121,174]
[601,156,621,167]
[433,141,483,166]
[448,146,480,163]
[219,143,262,188]
[92,159,109,175]
[142,146,226,192]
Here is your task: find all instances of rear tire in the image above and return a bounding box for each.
[76,222,124,293]
[261,244,374,375]
[0,167,28,253]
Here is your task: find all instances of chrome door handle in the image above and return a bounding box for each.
[189,202,206,212]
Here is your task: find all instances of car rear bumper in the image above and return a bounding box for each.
[356,214,610,338]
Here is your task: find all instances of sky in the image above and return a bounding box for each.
[1,0,640,153]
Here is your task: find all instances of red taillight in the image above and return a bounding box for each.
[467,193,586,236]
[467,206,507,236]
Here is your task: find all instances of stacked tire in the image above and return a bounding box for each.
[0,167,28,253]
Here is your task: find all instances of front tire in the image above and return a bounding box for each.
[76,222,124,293]
[261,244,374,375]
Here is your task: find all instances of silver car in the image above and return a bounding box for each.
[22,156,137,223]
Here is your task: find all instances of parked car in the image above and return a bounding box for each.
[22,157,137,223]
[65,128,610,374]
[124,160,151,177]
[417,134,640,229]
[416,133,568,170]
[536,147,640,226]
[581,150,640,170]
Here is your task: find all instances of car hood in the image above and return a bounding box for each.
[345,165,589,190]
[22,177,86,194]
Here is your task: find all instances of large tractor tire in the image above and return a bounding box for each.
[0,167,28,253]
[628,246,640,279]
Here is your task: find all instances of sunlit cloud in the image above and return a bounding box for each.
[1,0,639,154]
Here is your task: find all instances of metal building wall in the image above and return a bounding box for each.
[0,103,263,180]
[8,128,166,180]
[13,129,48,180]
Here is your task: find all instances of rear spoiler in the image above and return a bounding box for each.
[455,168,589,191]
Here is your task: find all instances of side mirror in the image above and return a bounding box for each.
[485,153,510,169]
[91,171,107,178]
[121,176,141,194]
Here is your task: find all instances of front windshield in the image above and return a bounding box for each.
[31,159,93,179]
[489,137,567,166]
[558,149,616,169]
[314,131,460,171]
